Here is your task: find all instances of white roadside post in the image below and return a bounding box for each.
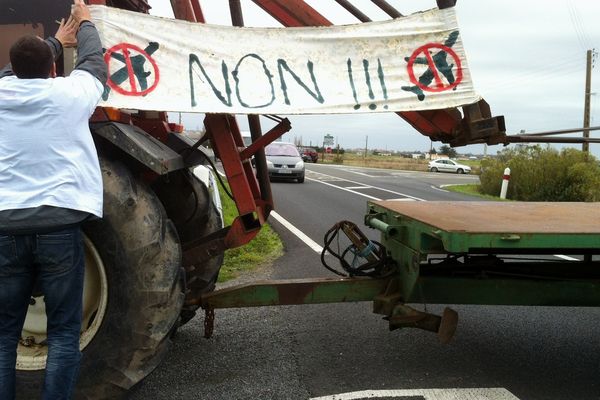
[500,167,511,199]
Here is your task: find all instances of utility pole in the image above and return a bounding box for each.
[364,135,368,159]
[582,49,593,152]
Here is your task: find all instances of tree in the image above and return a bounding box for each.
[439,145,457,158]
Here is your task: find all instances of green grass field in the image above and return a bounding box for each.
[216,181,284,282]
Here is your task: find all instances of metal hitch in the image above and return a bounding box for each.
[374,279,458,343]
[387,305,458,344]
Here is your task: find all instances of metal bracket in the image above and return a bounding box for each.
[204,114,291,250]
[387,305,458,344]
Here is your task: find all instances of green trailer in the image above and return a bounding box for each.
[202,201,600,342]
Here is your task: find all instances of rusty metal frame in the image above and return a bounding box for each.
[372,0,403,18]
[252,0,330,26]
[169,2,270,250]
[204,114,291,248]
[184,3,297,254]
[199,277,391,308]
[504,125,600,145]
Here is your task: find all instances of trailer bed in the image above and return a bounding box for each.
[368,201,600,253]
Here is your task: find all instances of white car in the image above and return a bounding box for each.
[428,159,471,174]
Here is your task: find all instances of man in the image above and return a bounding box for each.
[0,0,107,398]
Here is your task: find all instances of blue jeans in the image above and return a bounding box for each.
[0,226,84,400]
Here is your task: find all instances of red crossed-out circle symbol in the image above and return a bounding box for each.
[104,43,160,96]
[406,43,463,92]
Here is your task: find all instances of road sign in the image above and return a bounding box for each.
[324,134,335,146]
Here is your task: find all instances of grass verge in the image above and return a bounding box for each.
[216,181,284,282]
[445,183,508,201]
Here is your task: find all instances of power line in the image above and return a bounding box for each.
[571,1,593,47]
[566,0,592,50]
[480,60,583,92]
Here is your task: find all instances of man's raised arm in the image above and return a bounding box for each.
[72,0,107,84]
[0,16,77,79]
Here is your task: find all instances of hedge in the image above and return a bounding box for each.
[479,145,600,202]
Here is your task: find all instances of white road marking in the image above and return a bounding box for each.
[311,164,390,172]
[310,164,478,180]
[270,211,323,253]
[214,168,323,253]
[554,254,580,261]
[306,171,346,182]
[307,178,382,201]
[311,387,520,400]
[430,185,449,193]
[270,170,416,251]
[308,171,425,201]
[344,169,379,177]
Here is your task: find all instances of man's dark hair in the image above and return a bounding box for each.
[9,35,54,79]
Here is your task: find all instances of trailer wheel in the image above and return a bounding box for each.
[16,157,184,400]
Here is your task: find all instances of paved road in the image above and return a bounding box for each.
[270,164,480,247]
[131,164,600,400]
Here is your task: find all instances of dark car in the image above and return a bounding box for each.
[298,147,318,163]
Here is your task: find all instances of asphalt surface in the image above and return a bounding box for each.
[131,164,600,400]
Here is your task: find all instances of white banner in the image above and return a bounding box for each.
[90,5,481,115]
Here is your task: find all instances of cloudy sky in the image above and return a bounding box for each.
[147,0,599,157]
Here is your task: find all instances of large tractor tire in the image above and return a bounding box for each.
[16,157,184,400]
[152,168,224,325]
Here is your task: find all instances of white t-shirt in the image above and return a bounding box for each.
[0,70,104,217]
